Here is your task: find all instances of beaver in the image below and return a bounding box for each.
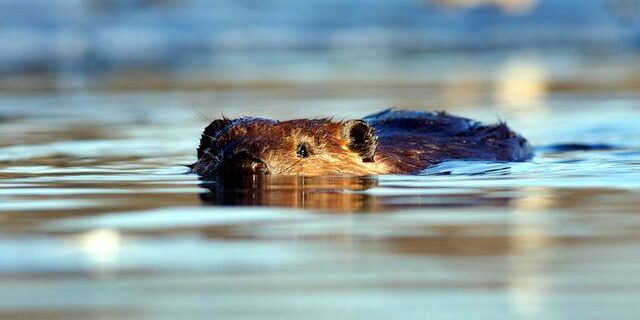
[190,109,533,176]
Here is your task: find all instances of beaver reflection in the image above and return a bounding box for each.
[198,174,523,212]
[198,175,380,212]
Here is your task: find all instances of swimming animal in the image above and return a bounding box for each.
[190,109,533,176]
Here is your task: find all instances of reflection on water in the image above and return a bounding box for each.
[199,176,380,212]
[1,55,640,319]
[198,174,530,213]
[495,54,549,110]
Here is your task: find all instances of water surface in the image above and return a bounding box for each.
[1,59,640,319]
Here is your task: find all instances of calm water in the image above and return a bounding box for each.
[1,55,640,319]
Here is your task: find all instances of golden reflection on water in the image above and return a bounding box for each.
[495,55,549,112]
[199,175,381,212]
[197,175,529,214]
[72,228,122,271]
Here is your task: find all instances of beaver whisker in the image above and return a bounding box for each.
[280,157,307,175]
[201,149,218,159]
[279,159,303,175]
[200,133,217,140]
[193,108,211,122]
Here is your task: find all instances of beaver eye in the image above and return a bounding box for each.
[296,143,311,158]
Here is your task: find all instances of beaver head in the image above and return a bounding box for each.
[191,117,388,176]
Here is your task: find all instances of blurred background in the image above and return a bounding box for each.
[2,0,640,99]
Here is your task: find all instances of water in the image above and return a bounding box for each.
[1,2,640,316]
[1,53,640,319]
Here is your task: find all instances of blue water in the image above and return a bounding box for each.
[0,83,639,319]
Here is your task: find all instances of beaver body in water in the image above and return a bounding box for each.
[191,109,533,176]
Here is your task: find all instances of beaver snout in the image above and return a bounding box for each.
[223,151,269,175]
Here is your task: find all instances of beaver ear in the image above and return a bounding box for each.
[197,118,231,159]
[342,120,378,162]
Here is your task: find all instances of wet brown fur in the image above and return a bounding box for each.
[191,110,533,176]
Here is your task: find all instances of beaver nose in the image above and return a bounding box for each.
[225,151,269,175]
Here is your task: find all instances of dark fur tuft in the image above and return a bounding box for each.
[197,118,231,159]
